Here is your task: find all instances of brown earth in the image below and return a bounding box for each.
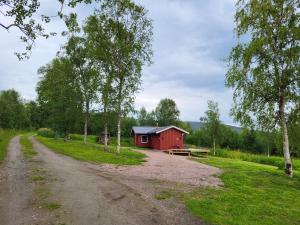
[0,136,222,225]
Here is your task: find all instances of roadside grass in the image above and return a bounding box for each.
[0,129,18,162]
[36,136,146,165]
[210,148,300,171]
[20,134,37,158]
[184,157,300,225]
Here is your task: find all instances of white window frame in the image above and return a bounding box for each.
[141,135,148,143]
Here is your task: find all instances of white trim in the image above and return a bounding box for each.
[155,126,189,134]
[141,135,149,143]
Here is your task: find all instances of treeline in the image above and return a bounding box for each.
[1,88,299,156]
[186,101,300,157]
[0,88,187,138]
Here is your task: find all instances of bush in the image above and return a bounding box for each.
[37,128,55,138]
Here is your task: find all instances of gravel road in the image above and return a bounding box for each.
[0,136,221,225]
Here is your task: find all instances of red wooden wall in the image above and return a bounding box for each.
[134,128,185,150]
[134,134,151,148]
[158,128,184,150]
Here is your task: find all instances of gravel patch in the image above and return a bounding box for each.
[98,150,222,187]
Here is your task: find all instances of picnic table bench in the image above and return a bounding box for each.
[165,148,210,158]
[168,149,191,156]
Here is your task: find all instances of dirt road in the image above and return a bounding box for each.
[0,137,215,225]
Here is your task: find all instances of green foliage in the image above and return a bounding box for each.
[186,126,283,157]
[25,101,42,130]
[37,128,55,138]
[212,148,300,171]
[109,137,134,147]
[36,136,146,165]
[69,133,98,143]
[84,0,153,151]
[226,0,299,129]
[226,0,299,175]
[62,34,100,143]
[37,57,83,136]
[121,117,137,137]
[0,129,18,162]
[0,0,94,59]
[0,89,29,129]
[155,98,180,126]
[200,100,221,152]
[137,107,156,126]
[185,157,300,225]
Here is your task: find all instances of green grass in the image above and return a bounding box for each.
[69,133,135,147]
[30,175,46,182]
[36,136,146,165]
[213,148,300,171]
[69,133,98,143]
[155,190,174,200]
[184,157,300,225]
[0,129,18,162]
[44,202,61,210]
[20,134,37,158]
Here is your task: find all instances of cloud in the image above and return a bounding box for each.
[0,0,237,125]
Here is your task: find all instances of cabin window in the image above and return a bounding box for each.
[141,135,148,143]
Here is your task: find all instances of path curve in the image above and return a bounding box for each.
[30,137,206,225]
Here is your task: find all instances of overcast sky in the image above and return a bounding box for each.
[0,0,238,125]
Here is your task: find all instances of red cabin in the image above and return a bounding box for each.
[132,126,189,150]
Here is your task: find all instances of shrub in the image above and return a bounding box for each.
[37,128,55,138]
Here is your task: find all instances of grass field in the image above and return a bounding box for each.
[69,133,134,147]
[184,157,300,225]
[212,148,300,171]
[36,136,146,165]
[0,129,18,162]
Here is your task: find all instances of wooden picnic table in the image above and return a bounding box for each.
[168,149,191,156]
[166,148,210,158]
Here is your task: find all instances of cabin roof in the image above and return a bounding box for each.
[132,126,189,135]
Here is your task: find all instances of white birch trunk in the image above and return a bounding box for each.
[213,138,216,156]
[279,96,293,177]
[84,116,88,144]
[83,101,89,145]
[104,124,108,152]
[117,115,121,153]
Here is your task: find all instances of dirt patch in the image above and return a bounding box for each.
[0,136,65,225]
[96,150,222,187]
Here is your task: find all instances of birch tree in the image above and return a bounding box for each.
[200,100,221,156]
[84,13,115,151]
[64,35,99,144]
[226,0,299,176]
[87,0,153,153]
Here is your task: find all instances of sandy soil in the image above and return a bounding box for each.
[96,150,222,187]
[0,136,221,225]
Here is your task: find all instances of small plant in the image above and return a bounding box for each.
[37,128,55,138]
[44,202,61,210]
[155,190,173,200]
[30,175,46,182]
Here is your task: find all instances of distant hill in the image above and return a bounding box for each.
[186,121,242,133]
